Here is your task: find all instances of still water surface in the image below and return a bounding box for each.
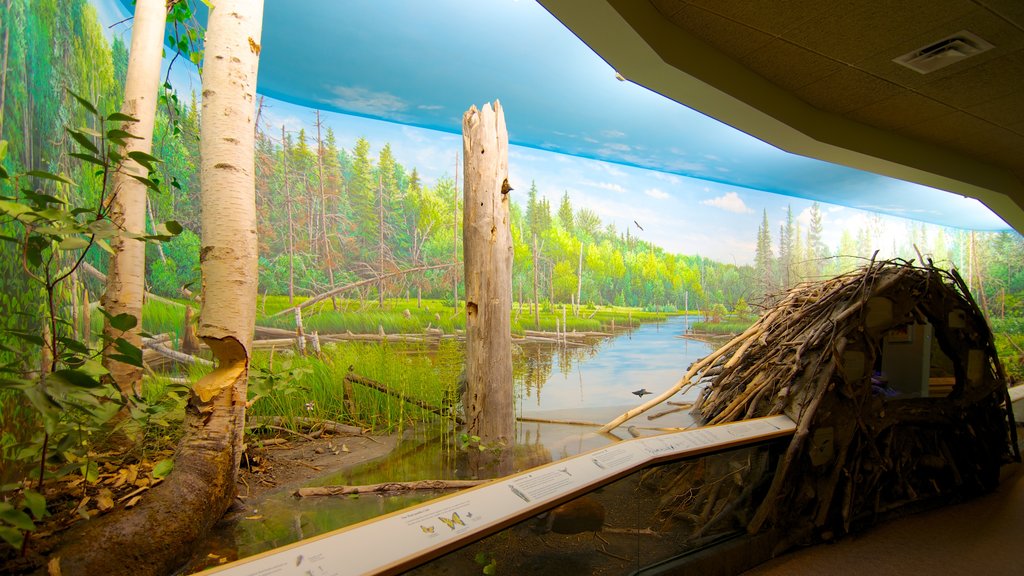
[196,315,716,566]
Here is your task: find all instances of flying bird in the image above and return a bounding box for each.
[633,220,644,231]
[632,388,652,398]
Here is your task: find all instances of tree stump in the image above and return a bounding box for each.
[461,101,514,450]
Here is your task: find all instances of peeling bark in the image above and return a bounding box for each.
[50,2,264,574]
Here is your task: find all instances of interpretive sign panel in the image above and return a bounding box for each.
[202,414,795,576]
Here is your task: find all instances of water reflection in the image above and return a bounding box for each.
[193,315,715,569]
[516,315,713,414]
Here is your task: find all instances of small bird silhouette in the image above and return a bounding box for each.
[633,220,644,231]
[632,388,652,398]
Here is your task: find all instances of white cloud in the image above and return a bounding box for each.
[599,142,632,153]
[653,172,682,185]
[416,104,444,111]
[598,163,628,178]
[645,187,670,200]
[701,192,751,214]
[322,85,408,116]
[602,129,626,138]
[593,181,626,193]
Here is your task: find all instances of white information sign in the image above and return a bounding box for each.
[201,414,795,576]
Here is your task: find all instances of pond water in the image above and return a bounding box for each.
[191,316,717,570]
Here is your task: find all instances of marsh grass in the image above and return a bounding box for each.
[257,296,666,337]
[691,318,753,335]
[246,340,464,434]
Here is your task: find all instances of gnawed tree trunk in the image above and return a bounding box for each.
[51,3,264,574]
[461,101,514,450]
[100,0,166,399]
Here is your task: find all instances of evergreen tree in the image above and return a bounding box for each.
[755,209,774,296]
[558,191,574,233]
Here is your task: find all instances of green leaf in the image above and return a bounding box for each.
[95,238,114,255]
[163,220,183,235]
[87,219,119,238]
[111,338,142,367]
[0,140,7,161]
[82,460,99,483]
[68,129,100,154]
[127,150,161,170]
[5,329,44,347]
[0,199,34,219]
[58,236,90,251]
[106,112,138,123]
[152,459,174,479]
[22,491,48,521]
[55,336,89,355]
[23,189,67,207]
[106,129,142,141]
[52,369,102,389]
[0,525,24,549]
[26,170,76,187]
[0,502,35,531]
[109,313,138,332]
[128,174,161,193]
[67,89,98,115]
[70,152,106,167]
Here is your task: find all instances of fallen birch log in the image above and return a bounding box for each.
[80,261,186,308]
[296,479,486,497]
[141,338,213,367]
[268,262,456,318]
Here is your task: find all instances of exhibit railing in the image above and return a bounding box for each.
[1009,384,1024,403]
[199,414,796,576]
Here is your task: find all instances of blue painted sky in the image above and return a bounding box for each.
[94,0,1007,264]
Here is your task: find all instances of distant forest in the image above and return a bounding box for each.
[2,0,1023,336]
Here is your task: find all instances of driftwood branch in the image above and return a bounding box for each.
[268,262,455,318]
[295,479,486,497]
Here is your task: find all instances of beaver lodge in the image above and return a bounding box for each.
[642,260,1019,563]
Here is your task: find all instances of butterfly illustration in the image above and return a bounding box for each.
[438,511,465,530]
[420,525,435,534]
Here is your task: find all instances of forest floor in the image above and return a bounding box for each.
[234,430,399,502]
[0,429,400,575]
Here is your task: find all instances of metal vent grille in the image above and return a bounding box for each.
[893,30,994,74]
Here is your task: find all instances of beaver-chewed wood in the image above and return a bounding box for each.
[644,260,1017,549]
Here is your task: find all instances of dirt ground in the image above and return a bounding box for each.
[234,431,399,502]
[0,430,399,575]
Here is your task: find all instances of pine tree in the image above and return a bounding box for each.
[558,191,574,233]
[754,209,775,297]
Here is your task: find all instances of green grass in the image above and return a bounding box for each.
[246,340,464,433]
[691,317,754,335]
[257,296,667,336]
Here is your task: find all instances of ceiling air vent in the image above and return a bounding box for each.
[893,30,993,74]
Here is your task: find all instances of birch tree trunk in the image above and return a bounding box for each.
[100,0,165,399]
[52,3,264,574]
[462,101,514,448]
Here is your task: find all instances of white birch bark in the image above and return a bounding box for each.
[101,0,166,397]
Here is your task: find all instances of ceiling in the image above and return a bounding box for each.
[539,0,1024,233]
[110,0,1021,232]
